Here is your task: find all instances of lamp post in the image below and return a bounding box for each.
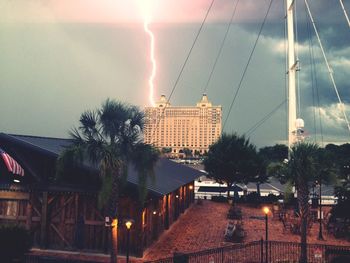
[263,207,269,263]
[317,179,324,240]
[125,220,133,263]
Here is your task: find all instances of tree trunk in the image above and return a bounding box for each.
[227,184,231,198]
[256,183,261,196]
[297,184,309,263]
[107,173,121,263]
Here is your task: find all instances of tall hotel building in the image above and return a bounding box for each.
[144,94,222,155]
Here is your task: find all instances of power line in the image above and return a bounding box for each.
[203,0,240,93]
[223,0,274,130]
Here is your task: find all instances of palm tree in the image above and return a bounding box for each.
[57,99,159,263]
[268,142,334,263]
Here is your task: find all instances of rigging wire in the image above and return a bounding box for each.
[203,0,240,93]
[294,0,301,117]
[305,5,318,142]
[339,0,350,28]
[305,0,350,136]
[223,0,274,130]
[245,99,287,137]
[304,2,324,146]
[167,0,215,103]
[149,0,215,144]
[284,0,289,146]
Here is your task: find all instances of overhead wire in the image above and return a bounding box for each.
[167,0,215,103]
[305,0,350,136]
[223,0,274,130]
[305,3,318,142]
[339,0,350,28]
[149,0,216,144]
[245,99,287,137]
[203,0,240,93]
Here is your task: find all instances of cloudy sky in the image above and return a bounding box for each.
[1,0,349,148]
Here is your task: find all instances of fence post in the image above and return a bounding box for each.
[221,247,224,263]
[260,238,264,263]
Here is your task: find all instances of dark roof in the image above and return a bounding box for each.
[128,158,204,196]
[6,134,72,155]
[0,133,204,196]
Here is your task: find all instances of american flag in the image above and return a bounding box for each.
[0,148,24,176]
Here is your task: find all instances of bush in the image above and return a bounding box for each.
[266,193,279,203]
[0,224,31,262]
[246,192,260,204]
[211,195,227,202]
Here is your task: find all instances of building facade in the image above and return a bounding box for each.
[144,94,222,155]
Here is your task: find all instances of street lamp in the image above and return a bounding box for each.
[125,219,133,263]
[263,206,270,263]
[317,180,324,240]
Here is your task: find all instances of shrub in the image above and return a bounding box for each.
[246,192,260,204]
[211,195,227,202]
[266,193,279,203]
[0,224,31,262]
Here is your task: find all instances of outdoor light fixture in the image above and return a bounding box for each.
[153,210,157,215]
[111,218,118,228]
[124,219,134,263]
[189,185,193,190]
[125,220,133,230]
[263,207,270,215]
[175,195,179,198]
[13,179,20,183]
[263,206,269,263]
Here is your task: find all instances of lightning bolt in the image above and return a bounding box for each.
[144,18,157,107]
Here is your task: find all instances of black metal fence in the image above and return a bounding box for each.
[144,240,350,263]
[25,255,100,263]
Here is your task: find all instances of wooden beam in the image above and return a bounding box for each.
[40,191,48,248]
[26,195,32,230]
[0,215,26,220]
[50,223,72,248]
[0,191,29,200]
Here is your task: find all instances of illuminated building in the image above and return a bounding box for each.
[144,94,222,155]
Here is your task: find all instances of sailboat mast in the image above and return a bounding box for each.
[286,0,298,149]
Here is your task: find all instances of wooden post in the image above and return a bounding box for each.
[40,191,48,248]
[165,194,169,230]
[26,194,32,231]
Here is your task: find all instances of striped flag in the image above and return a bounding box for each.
[0,148,24,176]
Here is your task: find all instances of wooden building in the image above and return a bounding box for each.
[0,133,203,257]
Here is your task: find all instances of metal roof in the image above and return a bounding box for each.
[1,133,204,196]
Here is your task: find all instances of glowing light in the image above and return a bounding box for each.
[144,18,157,106]
[263,207,270,215]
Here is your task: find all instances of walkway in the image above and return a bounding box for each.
[143,200,350,261]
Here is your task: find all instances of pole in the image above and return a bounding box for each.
[126,228,130,263]
[265,213,268,263]
[318,180,324,240]
[286,0,297,150]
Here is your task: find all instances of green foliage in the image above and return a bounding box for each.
[56,98,159,213]
[259,144,288,163]
[0,224,31,262]
[182,148,192,158]
[161,147,172,154]
[204,133,258,197]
